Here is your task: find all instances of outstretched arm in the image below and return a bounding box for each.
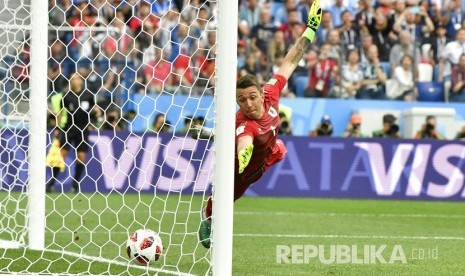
[277,0,322,80]
[276,37,311,80]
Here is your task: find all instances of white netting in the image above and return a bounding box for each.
[1,0,217,274]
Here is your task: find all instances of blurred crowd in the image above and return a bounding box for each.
[237,0,465,102]
[4,0,465,135]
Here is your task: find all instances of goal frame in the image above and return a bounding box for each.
[21,0,237,274]
[211,0,238,275]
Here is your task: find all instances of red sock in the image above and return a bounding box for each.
[205,196,212,219]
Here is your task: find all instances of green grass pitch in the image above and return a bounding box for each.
[1,193,465,275]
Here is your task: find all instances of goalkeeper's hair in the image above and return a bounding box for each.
[237,74,262,92]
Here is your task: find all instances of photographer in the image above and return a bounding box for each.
[414,115,444,140]
[309,115,333,137]
[100,104,124,132]
[343,114,368,138]
[278,112,293,135]
[372,114,401,138]
[455,126,465,141]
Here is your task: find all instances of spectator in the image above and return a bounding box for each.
[309,115,333,137]
[355,0,375,27]
[414,115,444,139]
[359,33,374,64]
[328,0,347,27]
[388,0,407,27]
[296,0,311,22]
[305,44,337,97]
[239,0,261,34]
[279,8,302,41]
[343,114,369,138]
[364,8,396,62]
[337,10,361,52]
[48,40,68,94]
[239,51,264,84]
[250,9,278,55]
[440,0,465,39]
[450,54,465,102]
[389,54,415,101]
[151,0,172,17]
[421,23,450,64]
[389,31,421,73]
[359,44,388,99]
[268,31,287,65]
[67,0,97,61]
[144,48,172,93]
[338,49,364,99]
[326,29,343,63]
[237,40,248,70]
[129,1,159,36]
[438,28,465,82]
[315,11,334,46]
[393,7,435,44]
[372,114,401,138]
[274,0,297,26]
[169,21,195,62]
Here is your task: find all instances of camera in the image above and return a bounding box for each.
[280,120,289,129]
[386,123,399,135]
[425,123,435,135]
[108,115,116,123]
[317,122,333,136]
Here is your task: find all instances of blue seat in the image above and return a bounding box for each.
[294,76,308,97]
[416,81,444,102]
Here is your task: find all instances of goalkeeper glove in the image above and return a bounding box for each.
[238,144,254,174]
[302,0,322,43]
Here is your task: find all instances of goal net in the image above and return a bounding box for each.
[0,0,235,274]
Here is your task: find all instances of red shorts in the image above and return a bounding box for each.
[234,139,287,201]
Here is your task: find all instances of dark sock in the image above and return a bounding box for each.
[46,167,60,188]
[73,162,85,189]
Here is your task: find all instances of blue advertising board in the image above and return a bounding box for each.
[2,129,465,201]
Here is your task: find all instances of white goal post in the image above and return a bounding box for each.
[27,0,48,251]
[212,0,237,274]
[0,0,237,274]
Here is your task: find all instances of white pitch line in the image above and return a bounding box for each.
[234,233,465,241]
[43,248,196,276]
[5,206,465,219]
[234,211,465,219]
[38,209,465,219]
[45,231,465,241]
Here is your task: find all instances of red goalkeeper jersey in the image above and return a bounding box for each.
[235,74,287,185]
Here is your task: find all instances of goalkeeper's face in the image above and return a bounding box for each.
[236,86,265,120]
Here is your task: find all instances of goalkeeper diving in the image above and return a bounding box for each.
[192,0,322,248]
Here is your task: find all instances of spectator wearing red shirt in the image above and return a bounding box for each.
[450,54,465,102]
[144,48,172,93]
[128,1,159,36]
[305,43,337,97]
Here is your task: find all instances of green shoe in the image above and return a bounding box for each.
[199,219,211,248]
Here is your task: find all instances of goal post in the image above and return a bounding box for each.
[1,0,236,274]
[211,0,238,274]
[27,0,48,251]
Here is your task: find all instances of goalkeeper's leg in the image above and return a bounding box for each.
[198,140,287,248]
